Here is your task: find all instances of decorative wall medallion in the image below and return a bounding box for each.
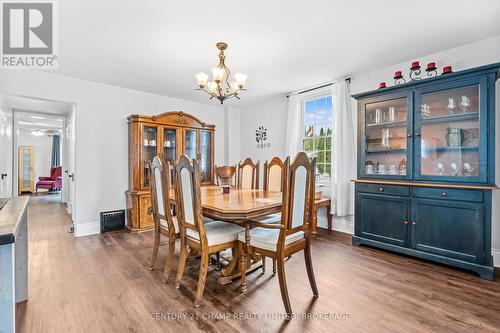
[255,126,271,149]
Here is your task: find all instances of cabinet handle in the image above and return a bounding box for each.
[403,220,409,225]
[147,207,153,215]
[412,221,417,225]
[415,133,421,137]
[378,187,384,192]
[407,133,413,138]
[441,192,447,197]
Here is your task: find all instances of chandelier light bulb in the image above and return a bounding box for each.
[234,73,247,88]
[195,73,208,88]
[212,67,225,83]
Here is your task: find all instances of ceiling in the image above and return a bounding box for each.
[51,0,500,107]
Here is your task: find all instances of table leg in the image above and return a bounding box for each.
[217,224,264,285]
[327,204,333,231]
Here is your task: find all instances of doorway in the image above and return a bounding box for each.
[0,94,76,227]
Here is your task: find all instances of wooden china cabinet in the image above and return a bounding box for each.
[352,63,500,280]
[126,111,215,232]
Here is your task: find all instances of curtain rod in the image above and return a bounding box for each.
[286,77,351,98]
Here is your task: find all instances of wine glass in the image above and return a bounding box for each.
[463,163,473,176]
[460,96,471,113]
[447,98,457,114]
[436,162,445,176]
[450,162,459,176]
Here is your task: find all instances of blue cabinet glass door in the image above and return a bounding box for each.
[360,93,412,180]
[414,78,488,182]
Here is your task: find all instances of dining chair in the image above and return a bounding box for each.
[238,152,319,317]
[237,158,259,189]
[252,156,288,274]
[214,165,237,187]
[174,155,245,307]
[147,156,179,283]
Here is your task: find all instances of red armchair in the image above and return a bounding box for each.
[36,166,62,193]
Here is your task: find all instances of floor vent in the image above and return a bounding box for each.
[100,209,125,233]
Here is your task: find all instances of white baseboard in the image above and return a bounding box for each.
[492,248,500,268]
[332,218,354,234]
[74,221,100,237]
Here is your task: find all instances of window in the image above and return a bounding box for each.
[303,95,332,178]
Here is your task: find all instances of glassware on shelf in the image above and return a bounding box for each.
[447,98,457,114]
[460,95,471,113]
[421,104,431,118]
[445,128,470,147]
[463,163,473,176]
[436,162,445,176]
[383,107,396,123]
[143,139,149,146]
[381,128,390,148]
[378,164,386,175]
[375,108,383,124]
[366,164,374,174]
[450,162,459,176]
[388,165,397,175]
[399,160,407,175]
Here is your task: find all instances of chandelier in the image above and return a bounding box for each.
[195,42,247,104]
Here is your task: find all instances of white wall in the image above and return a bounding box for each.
[0,71,226,236]
[238,34,500,266]
[239,95,288,166]
[0,99,13,197]
[16,129,54,189]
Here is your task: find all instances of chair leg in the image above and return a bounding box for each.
[148,228,161,271]
[161,235,176,283]
[277,257,292,318]
[261,256,266,273]
[194,250,209,307]
[239,242,247,292]
[272,259,277,275]
[304,243,319,296]
[174,240,188,289]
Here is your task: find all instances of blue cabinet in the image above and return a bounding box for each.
[357,193,409,247]
[410,198,484,263]
[352,63,499,280]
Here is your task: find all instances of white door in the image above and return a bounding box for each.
[0,108,13,197]
[65,108,76,218]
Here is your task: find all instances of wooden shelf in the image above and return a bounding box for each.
[422,146,479,153]
[366,148,406,154]
[421,112,479,124]
[366,121,407,128]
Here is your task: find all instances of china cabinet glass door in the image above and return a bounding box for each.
[415,79,486,182]
[162,128,177,163]
[200,130,212,183]
[362,95,411,179]
[184,129,197,160]
[143,125,158,187]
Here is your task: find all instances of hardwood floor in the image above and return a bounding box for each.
[16,195,500,333]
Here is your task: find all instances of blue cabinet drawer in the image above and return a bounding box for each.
[411,187,483,202]
[357,183,409,196]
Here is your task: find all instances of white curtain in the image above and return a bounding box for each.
[285,94,302,158]
[331,80,356,216]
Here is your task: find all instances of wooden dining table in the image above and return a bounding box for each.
[169,185,283,284]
